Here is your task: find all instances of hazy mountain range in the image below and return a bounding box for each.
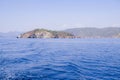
[65,27,120,38]
[1,27,120,38]
[0,32,22,38]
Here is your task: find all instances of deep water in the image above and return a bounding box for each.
[0,38,120,80]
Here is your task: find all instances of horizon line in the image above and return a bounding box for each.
[1,26,120,33]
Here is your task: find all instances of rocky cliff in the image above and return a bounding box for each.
[18,29,75,38]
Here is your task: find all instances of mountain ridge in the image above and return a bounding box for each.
[64,27,120,38]
[1,27,120,38]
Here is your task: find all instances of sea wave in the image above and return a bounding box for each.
[0,39,120,80]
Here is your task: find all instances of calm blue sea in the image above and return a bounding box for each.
[0,38,120,80]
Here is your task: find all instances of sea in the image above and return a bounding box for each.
[0,38,120,80]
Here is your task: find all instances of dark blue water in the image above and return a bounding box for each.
[0,38,120,80]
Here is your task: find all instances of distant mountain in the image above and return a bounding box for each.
[64,27,120,38]
[4,27,120,39]
[0,32,22,38]
[18,29,75,38]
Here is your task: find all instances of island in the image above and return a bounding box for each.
[17,27,120,39]
[17,29,75,38]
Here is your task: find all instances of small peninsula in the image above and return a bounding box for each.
[18,29,75,38]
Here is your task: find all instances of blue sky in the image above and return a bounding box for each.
[0,0,120,32]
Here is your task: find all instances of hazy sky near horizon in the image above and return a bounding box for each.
[0,0,120,32]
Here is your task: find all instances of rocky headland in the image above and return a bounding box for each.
[18,29,75,38]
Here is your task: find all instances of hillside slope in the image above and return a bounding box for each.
[18,29,75,38]
[65,27,120,38]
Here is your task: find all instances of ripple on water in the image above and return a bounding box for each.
[0,39,120,80]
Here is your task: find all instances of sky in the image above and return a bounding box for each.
[0,0,120,32]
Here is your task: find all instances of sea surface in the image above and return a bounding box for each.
[0,38,120,80]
